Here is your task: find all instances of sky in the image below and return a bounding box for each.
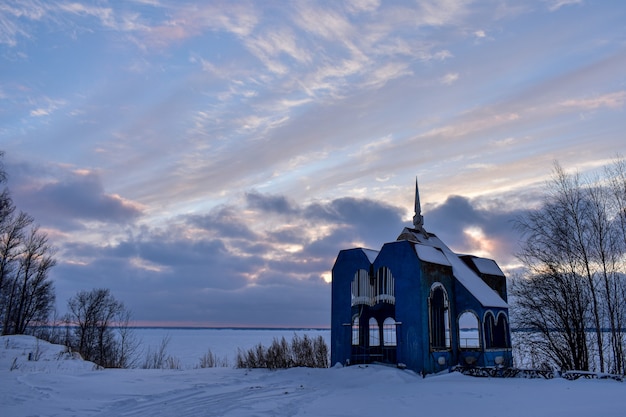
[1,0,625,327]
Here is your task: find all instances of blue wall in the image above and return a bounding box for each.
[331,241,513,373]
[375,241,423,371]
[330,248,373,366]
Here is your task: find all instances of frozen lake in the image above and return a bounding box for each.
[134,327,330,368]
[134,327,485,368]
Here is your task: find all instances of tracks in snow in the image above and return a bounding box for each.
[99,370,320,417]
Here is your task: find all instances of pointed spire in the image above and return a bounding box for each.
[412,177,426,233]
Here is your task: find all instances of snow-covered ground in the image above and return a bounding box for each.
[2,333,625,417]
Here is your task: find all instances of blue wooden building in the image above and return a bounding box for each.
[330,181,513,374]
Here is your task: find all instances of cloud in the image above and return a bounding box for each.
[8,162,527,326]
[415,0,471,26]
[245,27,311,74]
[559,91,626,110]
[8,163,143,230]
[187,206,258,241]
[546,0,583,12]
[345,0,381,14]
[57,3,115,28]
[0,0,150,48]
[424,195,526,269]
[304,197,406,247]
[29,97,67,117]
[294,4,353,41]
[49,210,328,326]
[440,72,459,85]
[362,62,412,89]
[246,191,297,215]
[3,0,622,327]
[45,191,410,326]
[0,0,48,46]
[138,3,259,49]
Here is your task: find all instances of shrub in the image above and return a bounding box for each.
[141,336,181,370]
[197,349,228,368]
[236,334,329,369]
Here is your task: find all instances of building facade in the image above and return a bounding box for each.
[330,181,513,374]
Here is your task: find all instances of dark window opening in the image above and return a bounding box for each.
[369,317,380,347]
[484,312,495,348]
[429,285,450,349]
[494,313,508,348]
[484,312,508,349]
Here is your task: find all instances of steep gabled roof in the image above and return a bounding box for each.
[463,255,505,277]
[400,179,508,308]
[398,228,508,309]
[414,244,451,266]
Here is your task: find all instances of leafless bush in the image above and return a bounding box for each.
[142,336,181,369]
[236,334,329,369]
[197,348,229,368]
[266,337,291,369]
[164,356,181,370]
[313,335,329,368]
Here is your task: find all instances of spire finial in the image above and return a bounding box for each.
[412,177,426,233]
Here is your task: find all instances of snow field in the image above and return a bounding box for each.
[2,333,626,417]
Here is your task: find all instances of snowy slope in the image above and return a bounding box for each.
[0,335,97,372]
[2,335,625,417]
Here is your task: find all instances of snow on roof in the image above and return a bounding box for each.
[406,230,508,308]
[414,245,451,266]
[470,257,505,277]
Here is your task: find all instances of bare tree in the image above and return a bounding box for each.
[513,160,626,372]
[114,308,141,369]
[511,270,590,371]
[605,157,626,372]
[0,153,56,335]
[551,164,605,371]
[66,288,137,368]
[0,211,33,296]
[585,173,625,373]
[2,226,56,334]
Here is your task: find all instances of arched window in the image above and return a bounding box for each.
[429,284,450,349]
[375,267,395,305]
[351,269,373,306]
[484,312,496,348]
[369,317,380,347]
[383,317,397,346]
[458,311,480,349]
[352,316,360,346]
[494,312,508,348]
[483,311,508,349]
